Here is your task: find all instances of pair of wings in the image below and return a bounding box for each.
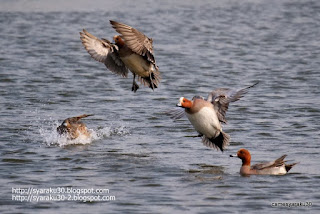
[80,20,157,77]
[170,82,259,123]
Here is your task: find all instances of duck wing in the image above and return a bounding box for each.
[251,155,286,170]
[110,20,158,70]
[80,29,128,77]
[166,108,186,120]
[207,82,258,123]
[67,114,94,123]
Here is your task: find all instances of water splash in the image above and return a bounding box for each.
[91,126,130,140]
[39,122,130,147]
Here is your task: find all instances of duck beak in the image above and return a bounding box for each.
[176,103,182,107]
[230,154,238,157]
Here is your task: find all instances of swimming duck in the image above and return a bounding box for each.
[80,20,160,92]
[174,82,258,151]
[230,148,298,176]
[57,114,93,140]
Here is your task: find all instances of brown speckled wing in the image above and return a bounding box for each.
[80,29,128,77]
[110,20,157,69]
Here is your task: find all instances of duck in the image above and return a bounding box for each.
[57,114,93,140]
[80,20,160,92]
[230,148,298,176]
[174,82,258,152]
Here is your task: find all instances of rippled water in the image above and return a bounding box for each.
[1,0,320,213]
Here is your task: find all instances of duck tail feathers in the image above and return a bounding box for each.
[139,69,161,90]
[202,131,230,152]
[285,162,298,172]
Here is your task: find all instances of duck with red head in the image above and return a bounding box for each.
[113,35,125,48]
[80,20,160,92]
[173,82,258,152]
[177,96,229,152]
[230,148,298,176]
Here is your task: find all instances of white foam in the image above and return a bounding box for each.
[39,121,130,147]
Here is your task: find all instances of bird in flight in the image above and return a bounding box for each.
[80,20,160,92]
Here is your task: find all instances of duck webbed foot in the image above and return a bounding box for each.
[132,74,139,92]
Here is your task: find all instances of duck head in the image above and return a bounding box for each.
[56,119,70,135]
[177,97,193,109]
[230,148,251,166]
[113,35,125,48]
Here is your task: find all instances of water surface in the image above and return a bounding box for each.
[1,0,319,213]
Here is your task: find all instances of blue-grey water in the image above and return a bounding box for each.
[1,0,320,213]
